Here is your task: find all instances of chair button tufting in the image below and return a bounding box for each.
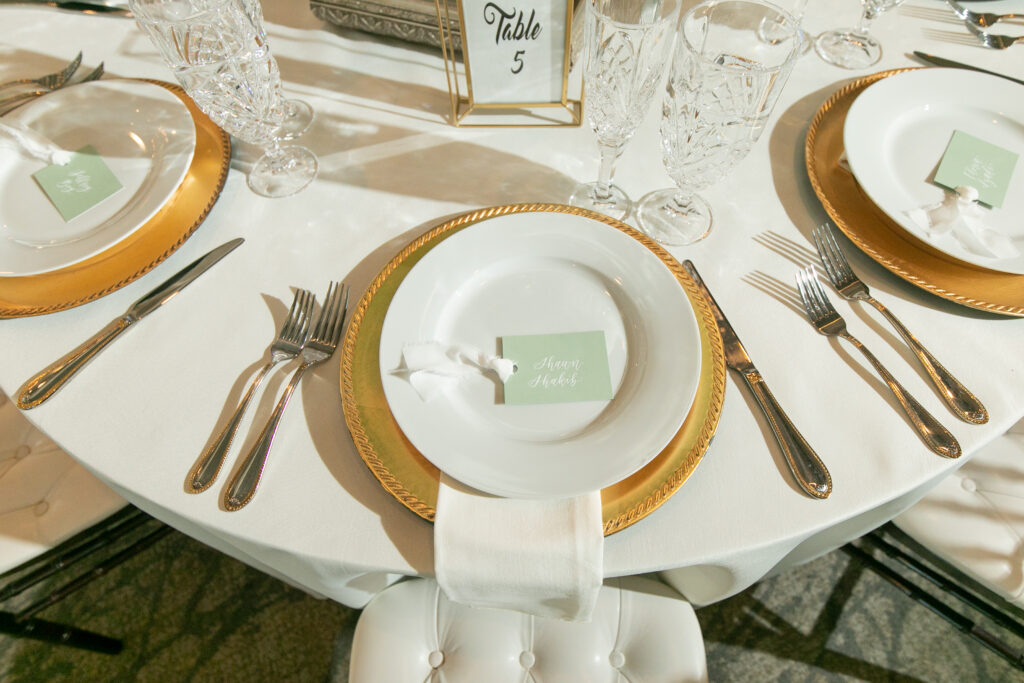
[34,501,49,517]
[961,478,977,493]
[519,651,535,669]
[609,651,626,669]
[427,650,444,669]
[14,445,30,458]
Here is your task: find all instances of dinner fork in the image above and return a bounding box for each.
[186,288,315,494]
[812,224,988,425]
[795,267,961,459]
[224,281,350,511]
[965,21,1024,49]
[946,0,1023,29]
[0,52,81,92]
[0,62,104,114]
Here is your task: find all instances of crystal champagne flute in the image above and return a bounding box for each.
[569,0,681,220]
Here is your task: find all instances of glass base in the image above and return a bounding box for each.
[569,182,632,221]
[277,99,314,140]
[248,145,318,198]
[636,190,712,246]
[814,29,881,69]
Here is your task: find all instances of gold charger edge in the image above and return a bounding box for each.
[340,203,727,536]
[805,67,1024,317]
[0,78,231,318]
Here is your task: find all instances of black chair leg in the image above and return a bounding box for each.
[0,612,122,654]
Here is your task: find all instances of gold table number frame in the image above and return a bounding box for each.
[435,0,582,127]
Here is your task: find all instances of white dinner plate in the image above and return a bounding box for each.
[0,80,196,277]
[378,211,702,499]
[843,68,1024,274]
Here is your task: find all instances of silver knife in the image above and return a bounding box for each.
[912,51,1024,87]
[17,238,244,409]
[682,260,832,499]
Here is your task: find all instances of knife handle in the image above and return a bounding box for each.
[17,316,132,409]
[740,369,832,499]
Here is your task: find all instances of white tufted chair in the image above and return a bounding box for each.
[0,392,127,575]
[893,418,1024,608]
[0,391,166,653]
[349,575,708,682]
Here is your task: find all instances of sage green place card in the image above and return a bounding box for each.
[933,130,1018,208]
[32,145,123,221]
[501,330,614,406]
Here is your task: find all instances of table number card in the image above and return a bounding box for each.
[434,0,581,126]
[501,330,613,405]
[32,144,122,221]
[933,130,1019,208]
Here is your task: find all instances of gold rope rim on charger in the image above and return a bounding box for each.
[805,68,1024,317]
[0,79,231,318]
[340,203,726,536]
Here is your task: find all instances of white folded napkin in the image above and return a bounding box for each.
[391,341,515,401]
[905,185,1019,259]
[434,474,604,622]
[0,121,71,166]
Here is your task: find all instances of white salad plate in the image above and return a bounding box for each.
[843,68,1024,274]
[0,79,196,277]
[379,211,702,499]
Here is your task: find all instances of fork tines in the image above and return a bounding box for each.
[311,281,349,345]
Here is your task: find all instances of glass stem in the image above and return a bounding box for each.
[594,143,622,201]
[792,0,809,21]
[855,8,877,35]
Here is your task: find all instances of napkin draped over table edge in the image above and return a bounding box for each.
[434,474,604,622]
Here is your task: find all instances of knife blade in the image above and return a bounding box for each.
[17,238,244,409]
[911,51,1024,87]
[682,260,832,499]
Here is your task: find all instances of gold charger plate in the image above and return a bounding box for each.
[805,68,1024,317]
[340,203,726,536]
[0,78,231,318]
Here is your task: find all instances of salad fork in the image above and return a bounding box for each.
[945,0,1023,29]
[812,224,988,424]
[0,52,81,93]
[0,62,104,114]
[187,288,315,494]
[966,21,1024,49]
[224,281,350,511]
[795,267,961,459]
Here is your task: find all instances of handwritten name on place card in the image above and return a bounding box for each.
[501,330,614,406]
[32,144,123,221]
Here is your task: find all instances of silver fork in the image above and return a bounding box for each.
[946,0,1023,28]
[0,52,82,93]
[224,281,350,511]
[0,62,104,114]
[795,267,961,459]
[812,224,988,425]
[965,21,1024,49]
[187,288,315,494]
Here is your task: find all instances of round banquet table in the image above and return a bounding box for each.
[1,0,1023,609]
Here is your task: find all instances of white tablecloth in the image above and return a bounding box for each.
[1,0,1022,609]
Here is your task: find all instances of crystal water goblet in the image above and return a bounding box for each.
[569,0,681,221]
[814,0,906,69]
[129,0,317,197]
[636,0,803,246]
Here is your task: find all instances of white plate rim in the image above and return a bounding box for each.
[843,68,1024,274]
[378,211,702,499]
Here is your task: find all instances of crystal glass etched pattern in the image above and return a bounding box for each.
[569,0,680,220]
[637,0,802,245]
[130,0,317,197]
